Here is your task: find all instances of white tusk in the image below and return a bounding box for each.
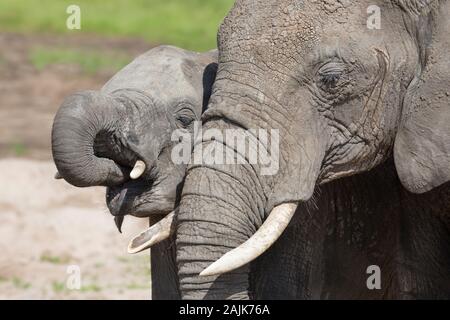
[199,202,297,277]
[127,210,176,254]
[130,160,146,179]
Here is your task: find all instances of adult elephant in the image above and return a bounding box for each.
[170,0,450,299]
[52,45,218,299]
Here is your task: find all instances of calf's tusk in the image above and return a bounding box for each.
[199,202,297,277]
[130,160,146,180]
[128,210,176,254]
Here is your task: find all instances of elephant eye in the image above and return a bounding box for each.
[320,73,341,87]
[176,114,194,127]
[175,106,196,128]
[318,62,346,89]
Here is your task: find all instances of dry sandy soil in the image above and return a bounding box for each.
[0,33,156,299]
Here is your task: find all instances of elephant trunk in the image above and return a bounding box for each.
[52,91,128,187]
[176,126,267,299]
[176,71,324,297]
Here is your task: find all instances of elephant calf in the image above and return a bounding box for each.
[52,47,217,296]
[52,45,217,225]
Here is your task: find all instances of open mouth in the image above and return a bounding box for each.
[106,175,177,234]
[109,185,179,253]
[106,178,153,216]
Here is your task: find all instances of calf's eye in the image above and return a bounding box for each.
[175,103,196,128]
[176,115,194,127]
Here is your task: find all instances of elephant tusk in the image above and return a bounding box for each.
[128,210,176,254]
[199,202,297,277]
[130,160,146,180]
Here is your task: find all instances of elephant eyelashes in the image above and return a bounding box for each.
[177,115,194,127]
[318,62,347,89]
[320,73,341,87]
[175,107,196,128]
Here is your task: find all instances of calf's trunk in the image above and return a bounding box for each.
[52,91,128,187]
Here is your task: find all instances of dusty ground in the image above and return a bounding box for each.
[0,32,156,299]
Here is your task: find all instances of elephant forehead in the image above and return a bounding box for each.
[219,0,317,45]
[219,0,383,65]
[219,0,325,67]
[103,50,201,104]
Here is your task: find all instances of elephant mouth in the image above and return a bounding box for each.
[107,177,151,216]
[106,173,179,232]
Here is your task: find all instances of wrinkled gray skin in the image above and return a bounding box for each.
[51,46,217,298]
[175,0,450,299]
[52,0,450,300]
[52,45,217,218]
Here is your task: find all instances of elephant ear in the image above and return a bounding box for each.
[394,2,450,193]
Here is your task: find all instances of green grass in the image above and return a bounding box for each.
[0,0,235,51]
[12,277,31,289]
[30,47,132,74]
[40,253,72,265]
[126,282,150,290]
[80,284,101,292]
[10,142,27,157]
[52,280,102,293]
[51,281,66,293]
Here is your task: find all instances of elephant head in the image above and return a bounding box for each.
[52,46,217,231]
[173,0,450,299]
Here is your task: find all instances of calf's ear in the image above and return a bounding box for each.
[394,2,450,193]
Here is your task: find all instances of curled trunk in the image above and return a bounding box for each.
[52,91,128,187]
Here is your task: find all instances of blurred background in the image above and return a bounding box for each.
[0,0,234,299]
